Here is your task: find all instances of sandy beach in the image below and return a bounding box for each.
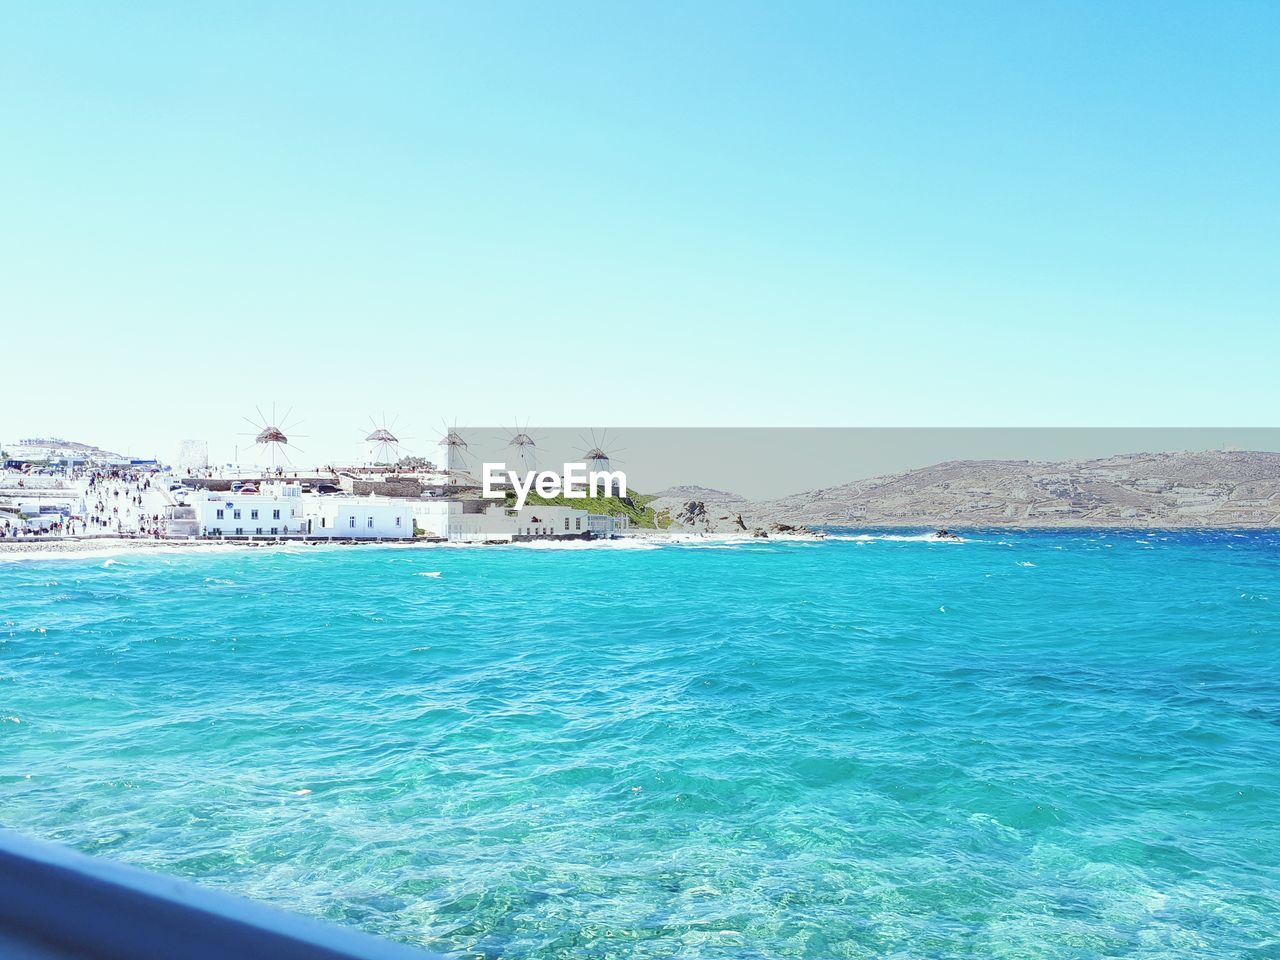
[0,537,251,561]
[0,536,171,556]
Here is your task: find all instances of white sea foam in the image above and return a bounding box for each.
[0,542,253,564]
[416,571,443,578]
[511,538,661,551]
[653,532,828,548]
[825,533,970,544]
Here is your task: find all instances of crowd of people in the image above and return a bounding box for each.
[0,470,169,540]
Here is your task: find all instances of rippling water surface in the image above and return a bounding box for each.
[3,531,1279,958]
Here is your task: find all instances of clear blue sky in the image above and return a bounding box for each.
[2,2,1276,462]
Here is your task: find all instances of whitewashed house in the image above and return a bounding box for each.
[191,485,622,543]
[586,513,628,538]
[443,504,592,542]
[410,500,459,540]
[302,496,414,539]
[409,500,597,542]
[507,505,591,538]
[194,482,305,537]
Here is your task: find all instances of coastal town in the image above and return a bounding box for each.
[0,435,630,551]
[7,433,1280,556]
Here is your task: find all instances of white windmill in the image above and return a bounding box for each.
[364,414,403,466]
[503,420,542,475]
[578,429,624,496]
[438,421,475,486]
[241,405,305,471]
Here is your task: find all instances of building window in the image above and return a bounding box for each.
[216,509,224,520]
[564,518,570,530]
[395,517,402,527]
[251,509,259,520]
[255,527,262,535]
[367,517,374,528]
[272,509,280,520]
[235,527,243,535]
[271,527,278,535]
[233,509,241,520]
[575,518,581,530]
[348,517,355,528]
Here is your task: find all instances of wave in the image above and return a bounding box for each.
[509,538,661,551]
[0,542,253,564]
[825,533,970,544]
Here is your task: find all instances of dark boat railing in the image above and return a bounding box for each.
[0,829,441,960]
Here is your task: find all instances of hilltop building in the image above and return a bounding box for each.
[3,438,137,470]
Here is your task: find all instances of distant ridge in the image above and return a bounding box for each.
[5,437,127,461]
[664,450,1280,530]
[651,484,745,503]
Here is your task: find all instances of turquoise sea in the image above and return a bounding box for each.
[2,531,1279,958]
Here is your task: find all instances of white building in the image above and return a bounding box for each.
[302,496,414,539]
[189,484,624,543]
[446,504,593,542]
[410,500,460,540]
[193,482,306,537]
[508,505,591,538]
[587,513,628,538]
[7,496,87,521]
[408,500,597,542]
